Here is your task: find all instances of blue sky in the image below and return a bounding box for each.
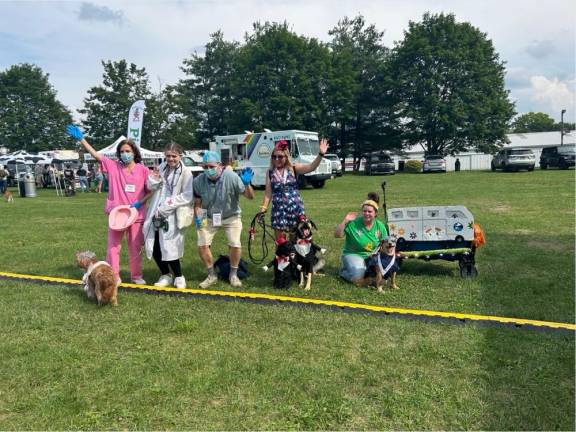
[1,0,574,122]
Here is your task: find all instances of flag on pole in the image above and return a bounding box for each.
[127,100,146,148]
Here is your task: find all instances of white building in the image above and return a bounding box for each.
[397,130,575,171]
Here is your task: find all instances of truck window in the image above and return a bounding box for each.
[427,209,440,218]
[296,137,319,156]
[391,210,404,219]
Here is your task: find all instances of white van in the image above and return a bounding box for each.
[387,206,474,247]
[211,130,333,188]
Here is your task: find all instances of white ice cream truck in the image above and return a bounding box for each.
[210,130,333,188]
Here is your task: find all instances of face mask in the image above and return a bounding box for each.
[204,167,220,179]
[121,153,134,163]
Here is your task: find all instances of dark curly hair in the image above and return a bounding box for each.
[116,139,142,164]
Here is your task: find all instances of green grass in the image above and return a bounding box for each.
[0,170,574,430]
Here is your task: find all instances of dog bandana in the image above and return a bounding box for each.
[295,239,312,257]
[82,261,113,294]
[377,253,396,277]
[275,255,292,272]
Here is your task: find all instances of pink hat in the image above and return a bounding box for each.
[108,205,138,231]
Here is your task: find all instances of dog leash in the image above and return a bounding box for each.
[247,213,277,265]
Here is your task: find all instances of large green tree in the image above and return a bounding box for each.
[328,16,400,164]
[389,13,515,156]
[234,22,331,133]
[171,31,239,147]
[0,63,72,152]
[79,60,167,149]
[511,112,575,133]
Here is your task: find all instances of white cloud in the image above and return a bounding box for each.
[530,76,575,116]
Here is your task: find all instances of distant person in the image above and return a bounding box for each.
[66,124,151,285]
[94,164,104,193]
[63,164,76,193]
[258,138,329,239]
[334,192,388,284]
[0,165,8,193]
[42,164,51,188]
[76,165,89,192]
[455,158,461,172]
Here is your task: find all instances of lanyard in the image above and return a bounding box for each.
[207,175,224,214]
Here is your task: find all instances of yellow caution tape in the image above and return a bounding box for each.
[1,271,574,331]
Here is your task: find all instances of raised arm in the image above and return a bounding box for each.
[294,138,328,175]
[65,125,102,162]
[335,211,357,238]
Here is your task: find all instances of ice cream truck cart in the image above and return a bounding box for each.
[211,130,333,188]
[381,183,485,278]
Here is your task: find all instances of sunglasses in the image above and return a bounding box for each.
[272,155,285,161]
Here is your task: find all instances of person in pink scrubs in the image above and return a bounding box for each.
[66,125,151,284]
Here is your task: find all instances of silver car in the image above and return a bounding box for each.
[422,155,446,173]
[491,148,535,172]
[323,153,343,176]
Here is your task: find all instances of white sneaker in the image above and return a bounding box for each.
[199,274,218,289]
[229,275,242,288]
[131,278,147,285]
[174,276,186,289]
[154,274,173,287]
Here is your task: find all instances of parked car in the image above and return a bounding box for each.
[491,148,535,172]
[540,145,575,170]
[182,155,204,176]
[364,151,395,175]
[422,155,446,173]
[323,153,343,176]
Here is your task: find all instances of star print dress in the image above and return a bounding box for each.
[269,168,305,231]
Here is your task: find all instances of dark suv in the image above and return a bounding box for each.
[364,151,395,175]
[540,145,575,170]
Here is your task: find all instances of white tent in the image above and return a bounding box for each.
[85,136,164,161]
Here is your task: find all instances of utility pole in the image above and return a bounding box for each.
[561,109,566,146]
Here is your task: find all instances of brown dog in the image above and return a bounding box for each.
[364,236,400,292]
[3,190,13,203]
[76,251,118,306]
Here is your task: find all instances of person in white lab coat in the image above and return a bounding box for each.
[143,143,193,288]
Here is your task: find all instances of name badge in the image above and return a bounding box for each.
[125,183,136,193]
[212,212,222,227]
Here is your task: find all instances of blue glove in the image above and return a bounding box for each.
[66,124,84,140]
[194,216,203,229]
[239,167,254,186]
[130,200,143,209]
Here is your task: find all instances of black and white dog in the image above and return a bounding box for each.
[263,235,301,290]
[291,216,326,291]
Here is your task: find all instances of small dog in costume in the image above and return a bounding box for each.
[364,236,400,292]
[263,235,301,290]
[291,216,326,291]
[76,251,118,306]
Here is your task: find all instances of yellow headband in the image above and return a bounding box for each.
[362,200,379,211]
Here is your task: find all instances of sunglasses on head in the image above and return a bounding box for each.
[272,155,285,160]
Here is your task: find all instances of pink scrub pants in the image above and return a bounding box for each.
[106,221,144,280]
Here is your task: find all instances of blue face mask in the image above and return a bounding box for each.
[121,153,134,163]
[204,167,219,178]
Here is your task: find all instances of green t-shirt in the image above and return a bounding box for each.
[193,169,245,219]
[342,216,388,258]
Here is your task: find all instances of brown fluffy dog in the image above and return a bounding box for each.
[3,190,13,203]
[76,251,118,306]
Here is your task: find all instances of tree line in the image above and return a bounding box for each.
[4,12,554,161]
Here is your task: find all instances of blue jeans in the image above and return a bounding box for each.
[79,176,89,192]
[340,254,367,282]
[0,179,5,193]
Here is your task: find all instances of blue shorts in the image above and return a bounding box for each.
[339,254,367,282]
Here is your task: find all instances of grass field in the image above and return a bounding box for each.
[0,170,574,430]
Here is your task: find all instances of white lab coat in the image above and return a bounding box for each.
[143,161,193,262]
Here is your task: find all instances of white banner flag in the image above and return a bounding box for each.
[127,100,146,148]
